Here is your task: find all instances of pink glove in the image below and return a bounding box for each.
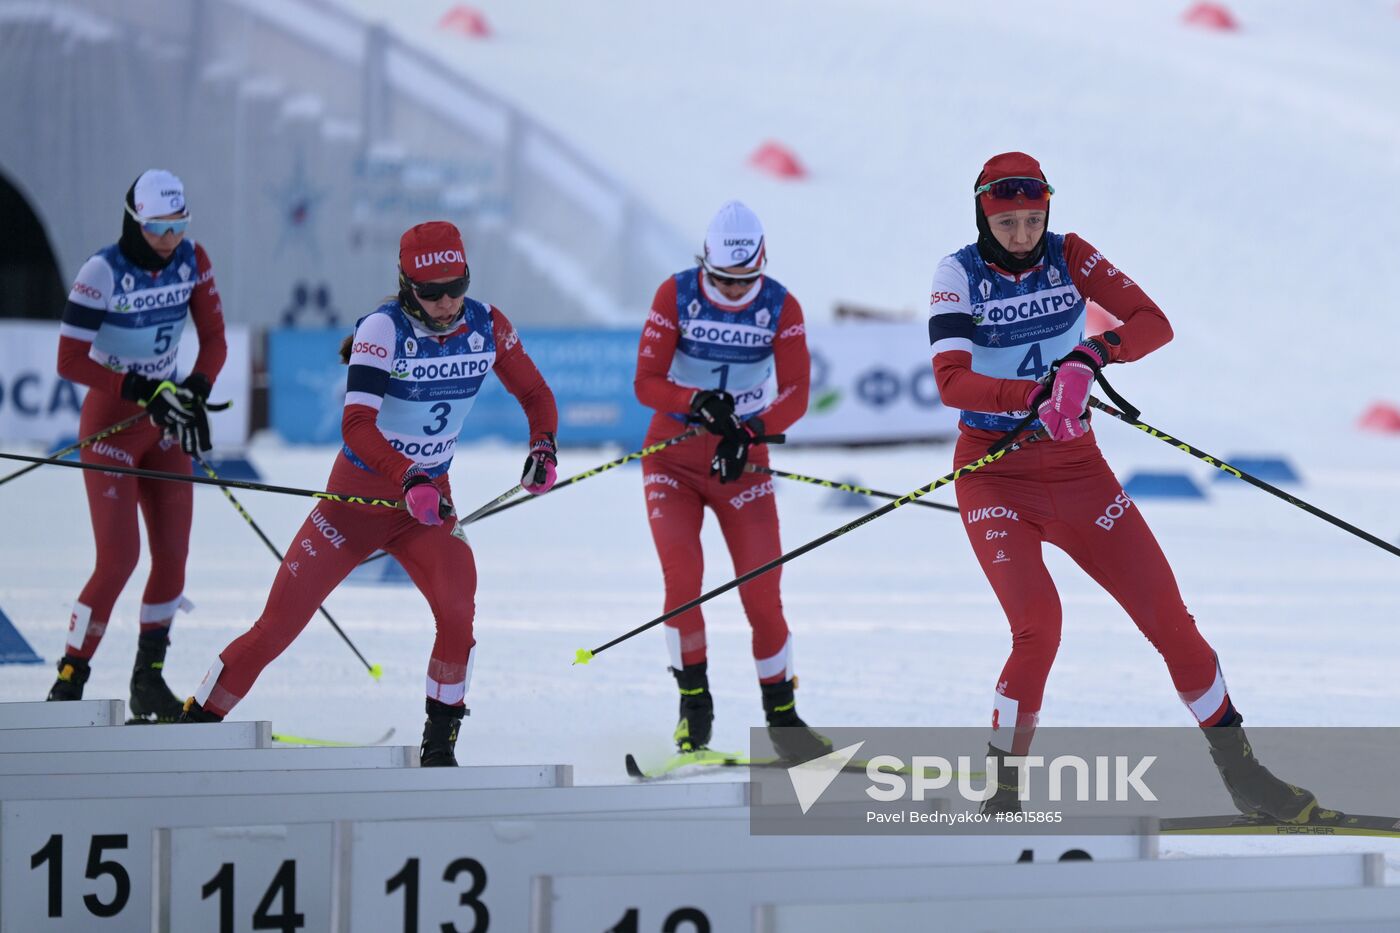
[402,466,443,526]
[521,434,557,495]
[1029,340,1109,442]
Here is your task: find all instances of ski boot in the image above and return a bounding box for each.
[46,655,90,701]
[1203,714,1319,823]
[128,632,186,723]
[761,677,832,763]
[177,697,222,723]
[420,698,466,767]
[980,744,1023,815]
[672,662,714,753]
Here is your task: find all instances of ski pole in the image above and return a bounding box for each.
[194,455,383,681]
[746,464,961,513]
[574,433,1041,665]
[355,479,529,565]
[0,451,455,520]
[1090,398,1400,560]
[459,482,529,525]
[468,427,703,524]
[0,412,147,488]
[356,427,710,568]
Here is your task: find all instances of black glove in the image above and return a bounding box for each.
[180,372,212,404]
[710,421,756,484]
[690,390,743,440]
[120,373,211,455]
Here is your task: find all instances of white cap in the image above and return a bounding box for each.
[131,169,187,219]
[701,200,766,275]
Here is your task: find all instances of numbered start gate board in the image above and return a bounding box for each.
[0,745,417,775]
[530,853,1383,933]
[0,782,749,933]
[336,814,1150,933]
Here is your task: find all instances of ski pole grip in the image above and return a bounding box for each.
[752,433,786,445]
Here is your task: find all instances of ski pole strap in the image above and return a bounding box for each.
[1091,368,1139,421]
[750,433,786,445]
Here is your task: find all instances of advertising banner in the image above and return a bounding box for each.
[267,322,956,448]
[0,321,250,449]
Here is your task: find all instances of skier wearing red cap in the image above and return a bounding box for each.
[181,221,558,766]
[47,169,227,722]
[634,200,826,762]
[929,152,1320,821]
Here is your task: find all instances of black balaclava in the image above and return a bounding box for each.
[973,151,1051,275]
[118,180,176,272]
[975,199,1048,275]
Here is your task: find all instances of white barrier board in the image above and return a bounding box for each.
[0,744,417,775]
[156,824,334,933]
[757,885,1400,933]
[0,721,269,753]
[0,700,125,729]
[0,783,749,932]
[0,763,568,801]
[341,814,1150,933]
[533,853,1382,933]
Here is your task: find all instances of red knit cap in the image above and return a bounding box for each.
[399,221,467,282]
[976,152,1051,217]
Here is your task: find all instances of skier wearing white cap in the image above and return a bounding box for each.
[47,169,227,722]
[634,200,827,762]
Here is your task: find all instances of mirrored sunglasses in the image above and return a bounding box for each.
[125,203,190,236]
[974,176,1055,201]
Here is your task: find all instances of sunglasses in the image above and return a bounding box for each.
[705,269,762,288]
[974,177,1055,201]
[125,203,190,236]
[411,276,469,301]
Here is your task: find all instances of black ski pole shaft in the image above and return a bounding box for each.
[470,427,702,524]
[0,450,454,519]
[574,434,1039,664]
[747,464,960,513]
[1090,398,1400,560]
[194,456,383,680]
[0,412,147,488]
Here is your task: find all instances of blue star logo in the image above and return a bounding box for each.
[268,151,327,258]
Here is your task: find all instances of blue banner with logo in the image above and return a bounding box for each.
[268,327,652,447]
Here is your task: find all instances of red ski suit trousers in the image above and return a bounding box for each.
[954,427,1229,754]
[197,454,475,717]
[642,417,792,682]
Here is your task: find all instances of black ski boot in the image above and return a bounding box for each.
[761,678,831,763]
[1204,715,1318,823]
[980,744,1023,815]
[177,697,222,723]
[672,662,714,752]
[46,655,90,701]
[420,698,466,767]
[128,632,186,723]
